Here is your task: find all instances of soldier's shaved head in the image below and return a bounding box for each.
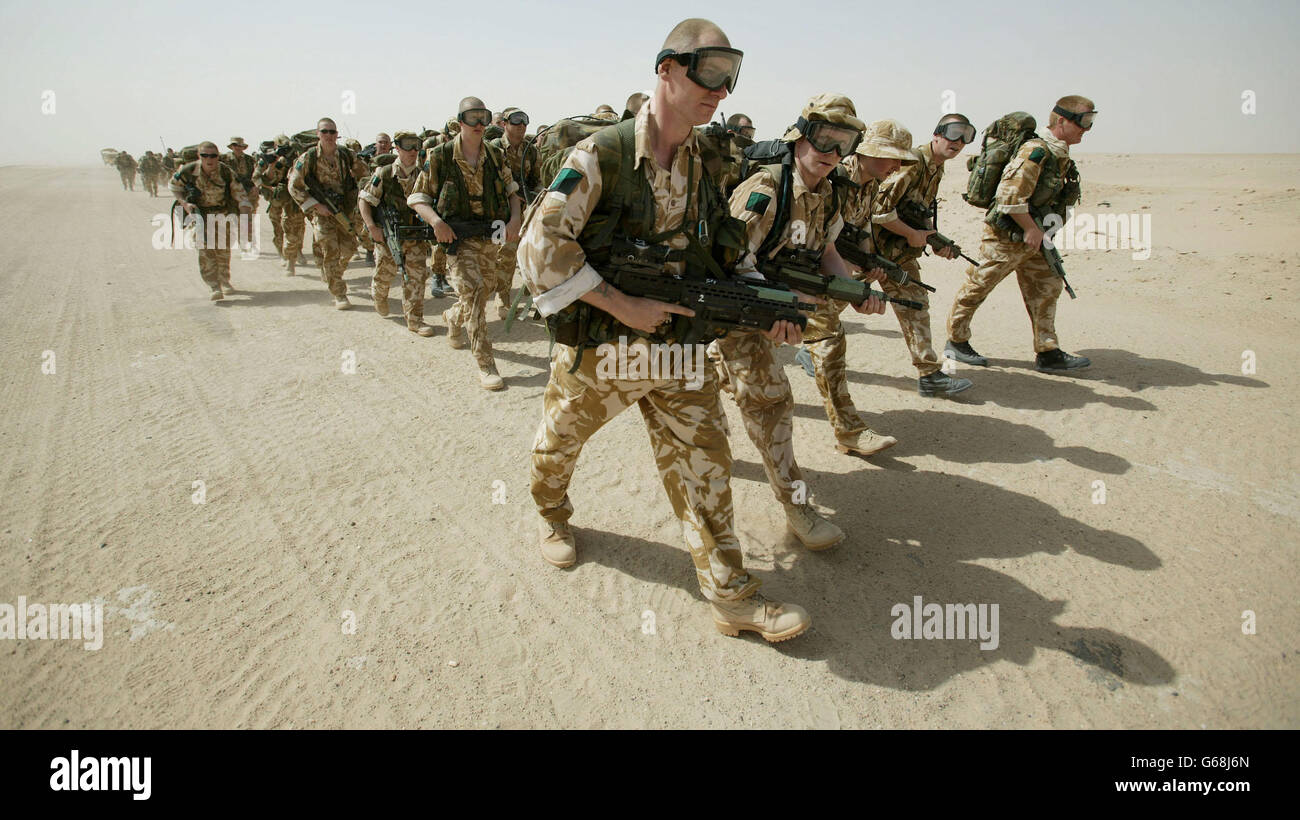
[317,117,336,130]
[624,92,649,115]
[458,97,486,114]
[198,141,218,153]
[661,17,729,51]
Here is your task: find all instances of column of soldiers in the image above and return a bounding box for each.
[153,15,1097,644]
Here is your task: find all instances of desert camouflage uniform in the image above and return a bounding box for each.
[169,161,251,293]
[947,132,1074,353]
[115,152,137,191]
[871,142,944,376]
[138,153,163,197]
[711,165,842,505]
[254,151,298,259]
[408,135,518,368]
[288,146,368,300]
[360,158,430,329]
[221,150,259,211]
[800,153,880,440]
[518,99,759,603]
[488,133,541,309]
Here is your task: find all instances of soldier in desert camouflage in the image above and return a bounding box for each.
[518,18,812,643]
[169,140,253,300]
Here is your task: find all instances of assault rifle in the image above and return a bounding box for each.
[397,219,498,255]
[602,238,816,344]
[897,200,978,265]
[758,248,925,311]
[376,202,409,285]
[1007,219,1076,299]
[303,176,361,238]
[835,223,936,293]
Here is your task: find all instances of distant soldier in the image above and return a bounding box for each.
[359,131,436,336]
[115,151,138,191]
[946,96,1096,373]
[220,137,259,214]
[161,148,177,175]
[254,134,299,266]
[408,96,522,390]
[345,139,376,266]
[487,106,541,318]
[169,141,253,300]
[871,114,977,397]
[138,151,163,197]
[288,118,370,309]
[621,91,649,121]
[592,103,618,122]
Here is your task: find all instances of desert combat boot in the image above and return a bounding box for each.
[539,518,577,568]
[784,503,845,550]
[712,592,811,642]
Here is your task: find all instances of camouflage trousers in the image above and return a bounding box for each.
[308,213,354,299]
[197,245,231,292]
[883,258,941,376]
[532,341,759,603]
[283,206,306,262]
[493,239,518,306]
[444,237,500,368]
[802,300,869,440]
[266,197,287,256]
[119,170,134,190]
[947,225,1065,353]
[371,239,431,329]
[708,329,806,506]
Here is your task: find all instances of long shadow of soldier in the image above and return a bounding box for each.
[1075,348,1269,392]
[574,468,1172,691]
[781,408,1131,474]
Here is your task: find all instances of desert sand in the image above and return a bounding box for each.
[0,154,1295,729]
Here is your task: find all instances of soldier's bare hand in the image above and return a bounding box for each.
[182,203,196,215]
[504,218,521,244]
[764,320,803,346]
[367,224,384,244]
[851,293,886,315]
[618,297,694,335]
[313,204,332,219]
[433,220,457,244]
[936,245,959,260]
[865,266,888,285]
[1022,227,1044,251]
[908,229,934,249]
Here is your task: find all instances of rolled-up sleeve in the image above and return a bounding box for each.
[994,142,1044,216]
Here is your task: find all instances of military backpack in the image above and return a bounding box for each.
[963,111,1039,209]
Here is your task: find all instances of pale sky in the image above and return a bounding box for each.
[2,0,1297,164]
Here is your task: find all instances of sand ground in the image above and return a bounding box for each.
[0,155,1295,728]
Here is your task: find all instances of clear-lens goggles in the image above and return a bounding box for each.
[459,108,492,127]
[1053,105,1097,130]
[656,46,743,93]
[798,118,862,157]
[506,111,530,126]
[935,121,977,143]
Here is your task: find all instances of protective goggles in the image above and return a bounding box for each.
[1053,106,1097,130]
[796,117,862,157]
[934,121,977,143]
[505,111,530,126]
[655,46,743,93]
[458,108,492,126]
[395,138,421,151]
[734,125,756,138]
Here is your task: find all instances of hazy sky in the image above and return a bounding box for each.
[3,0,1298,164]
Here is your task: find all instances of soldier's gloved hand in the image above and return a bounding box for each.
[617,296,694,335]
[367,224,384,244]
[764,320,803,346]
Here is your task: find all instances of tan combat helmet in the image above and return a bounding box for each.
[782,93,866,142]
[856,119,917,162]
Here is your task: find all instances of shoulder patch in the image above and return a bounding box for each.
[745,192,771,215]
[294,159,304,170]
[1027,147,1047,164]
[371,175,380,186]
[550,167,583,196]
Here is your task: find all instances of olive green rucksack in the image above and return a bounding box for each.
[534,115,616,190]
[964,112,1039,209]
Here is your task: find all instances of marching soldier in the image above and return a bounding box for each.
[288,118,370,309]
[804,119,916,458]
[115,150,138,191]
[488,106,542,318]
[870,114,976,396]
[714,94,884,550]
[345,138,376,266]
[254,134,302,269]
[138,151,163,197]
[518,18,811,642]
[359,131,435,336]
[221,137,259,214]
[169,141,252,300]
[408,97,522,390]
[946,96,1096,372]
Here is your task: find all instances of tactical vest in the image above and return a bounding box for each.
[877,146,937,264]
[174,161,241,215]
[376,164,420,225]
[751,161,847,261]
[552,117,745,353]
[988,138,1081,232]
[301,145,360,200]
[427,139,510,223]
